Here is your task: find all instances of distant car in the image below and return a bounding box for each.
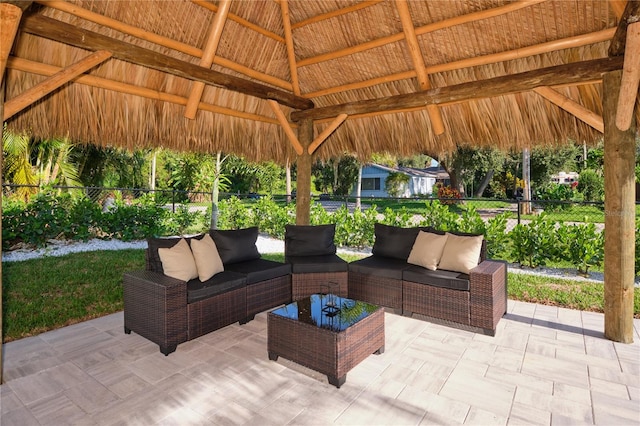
[319,193,331,201]
[247,192,261,199]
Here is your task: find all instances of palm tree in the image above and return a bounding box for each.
[2,126,37,201]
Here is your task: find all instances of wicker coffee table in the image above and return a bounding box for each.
[267,294,385,388]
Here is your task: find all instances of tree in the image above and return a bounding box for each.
[385,172,409,197]
[312,155,360,195]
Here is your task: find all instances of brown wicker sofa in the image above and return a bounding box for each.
[123,227,291,355]
[348,223,507,335]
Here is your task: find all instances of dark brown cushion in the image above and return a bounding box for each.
[348,255,410,280]
[284,224,337,257]
[186,271,247,303]
[402,264,470,291]
[371,223,421,261]
[209,227,261,265]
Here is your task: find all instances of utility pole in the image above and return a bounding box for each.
[522,148,531,215]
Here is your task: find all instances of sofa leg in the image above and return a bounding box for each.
[160,345,177,356]
[124,326,131,334]
[239,315,255,325]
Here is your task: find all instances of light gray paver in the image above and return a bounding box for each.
[0,300,638,425]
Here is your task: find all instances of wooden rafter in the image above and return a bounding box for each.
[297,0,544,68]
[268,100,303,155]
[37,0,293,92]
[3,50,112,120]
[307,113,348,154]
[306,28,614,98]
[184,0,231,119]
[21,14,313,110]
[0,2,23,86]
[609,0,640,56]
[616,21,640,131]
[191,0,284,43]
[533,87,604,133]
[395,0,445,135]
[291,0,383,30]
[279,0,300,95]
[291,57,624,122]
[609,0,628,19]
[7,56,279,124]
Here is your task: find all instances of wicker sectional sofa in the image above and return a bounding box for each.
[123,227,291,355]
[348,224,507,335]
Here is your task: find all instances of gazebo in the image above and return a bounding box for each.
[0,0,637,383]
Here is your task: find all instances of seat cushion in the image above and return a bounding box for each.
[209,227,261,265]
[348,255,410,280]
[224,258,291,285]
[284,224,337,257]
[403,264,470,291]
[286,254,348,273]
[372,223,424,261]
[186,270,247,304]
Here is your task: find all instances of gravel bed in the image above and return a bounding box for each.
[4,236,638,285]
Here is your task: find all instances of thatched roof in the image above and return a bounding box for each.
[2,0,637,163]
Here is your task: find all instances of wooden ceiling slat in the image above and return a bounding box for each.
[291,0,383,30]
[20,14,314,110]
[6,56,279,124]
[297,0,545,68]
[37,0,293,91]
[3,50,112,120]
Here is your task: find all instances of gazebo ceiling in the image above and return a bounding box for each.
[1,0,637,163]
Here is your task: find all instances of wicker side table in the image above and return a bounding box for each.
[267,294,385,388]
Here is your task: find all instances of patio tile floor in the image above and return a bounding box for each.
[1,300,639,425]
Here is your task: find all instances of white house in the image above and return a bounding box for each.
[352,164,449,198]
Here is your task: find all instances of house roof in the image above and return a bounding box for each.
[2,1,637,163]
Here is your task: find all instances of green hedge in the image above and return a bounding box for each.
[3,193,638,276]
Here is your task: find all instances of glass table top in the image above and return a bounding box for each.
[270,294,380,332]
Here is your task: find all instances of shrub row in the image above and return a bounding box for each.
[3,192,638,276]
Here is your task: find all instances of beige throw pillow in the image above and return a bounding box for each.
[407,231,448,271]
[438,233,484,274]
[158,238,198,281]
[190,233,224,281]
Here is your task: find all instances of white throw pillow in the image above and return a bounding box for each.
[190,234,224,281]
[438,233,484,274]
[407,231,448,270]
[158,238,198,281]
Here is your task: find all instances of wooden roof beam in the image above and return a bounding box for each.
[307,113,348,154]
[306,28,615,99]
[395,0,445,135]
[37,1,293,92]
[268,100,304,155]
[533,86,604,133]
[291,1,383,30]
[609,0,640,56]
[279,0,300,95]
[297,0,544,68]
[0,2,23,86]
[7,56,279,124]
[291,57,624,122]
[20,14,314,110]
[184,0,231,119]
[3,50,112,120]
[191,0,284,43]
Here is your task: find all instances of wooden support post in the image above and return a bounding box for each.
[295,119,313,225]
[603,70,636,344]
[0,3,23,86]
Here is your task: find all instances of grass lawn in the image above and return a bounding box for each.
[2,249,638,342]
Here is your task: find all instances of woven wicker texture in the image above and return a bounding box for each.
[348,271,403,310]
[291,271,348,301]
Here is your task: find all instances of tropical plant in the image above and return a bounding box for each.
[509,213,559,268]
[437,185,462,205]
[556,223,604,275]
[2,126,37,201]
[577,169,604,202]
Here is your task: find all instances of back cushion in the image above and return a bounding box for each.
[284,224,337,257]
[372,223,420,261]
[209,227,261,265]
[147,235,200,273]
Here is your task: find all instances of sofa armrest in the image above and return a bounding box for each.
[123,270,188,355]
[469,260,507,334]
